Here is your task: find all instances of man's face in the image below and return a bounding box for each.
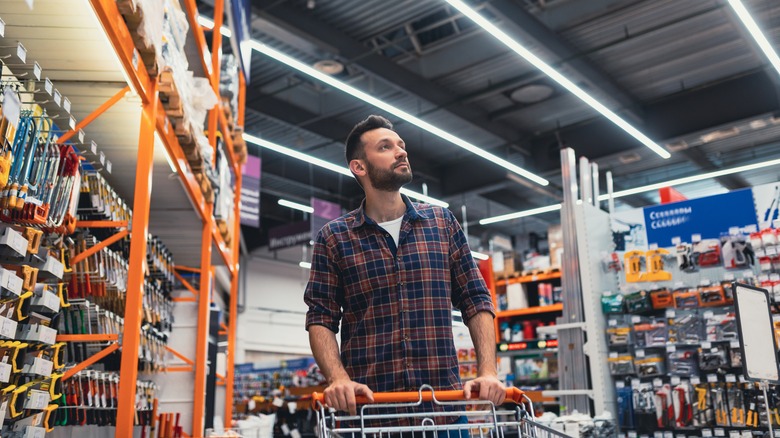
[359,128,413,191]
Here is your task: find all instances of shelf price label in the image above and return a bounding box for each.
[106,160,112,174]
[701,429,713,438]
[68,116,76,130]
[16,42,26,64]
[53,89,62,107]
[33,62,41,81]
[78,129,85,144]
[90,141,98,155]
[2,88,21,130]
[0,18,5,37]
[99,151,105,166]
[132,49,139,70]
[25,0,34,10]
[63,97,71,114]
[44,78,53,96]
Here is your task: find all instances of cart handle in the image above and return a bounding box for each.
[311,387,525,409]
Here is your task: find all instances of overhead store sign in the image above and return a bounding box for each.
[240,154,260,227]
[226,0,252,81]
[310,197,341,240]
[268,220,310,250]
[613,187,765,250]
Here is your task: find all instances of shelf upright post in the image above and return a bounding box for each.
[193,210,214,436]
[115,78,160,435]
[208,0,224,168]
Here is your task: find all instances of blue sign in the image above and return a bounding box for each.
[226,0,252,81]
[644,188,758,247]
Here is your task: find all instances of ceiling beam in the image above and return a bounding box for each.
[256,1,532,153]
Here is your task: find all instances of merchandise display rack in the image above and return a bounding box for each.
[0,0,245,435]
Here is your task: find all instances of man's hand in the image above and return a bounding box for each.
[323,378,374,415]
[463,375,506,406]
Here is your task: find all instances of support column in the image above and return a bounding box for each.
[115,79,158,435]
[193,211,214,435]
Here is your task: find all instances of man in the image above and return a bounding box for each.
[304,115,505,427]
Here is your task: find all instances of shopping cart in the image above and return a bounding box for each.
[311,384,573,438]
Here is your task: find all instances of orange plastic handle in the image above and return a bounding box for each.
[311,387,525,409]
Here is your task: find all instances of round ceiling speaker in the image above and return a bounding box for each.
[510,84,554,103]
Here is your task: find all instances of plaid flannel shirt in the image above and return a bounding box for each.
[304,195,494,427]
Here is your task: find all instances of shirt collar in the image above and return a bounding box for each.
[350,194,427,229]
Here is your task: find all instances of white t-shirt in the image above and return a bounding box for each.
[378,215,404,247]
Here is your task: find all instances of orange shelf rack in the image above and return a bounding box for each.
[496,303,564,319]
[495,271,562,286]
[84,0,245,436]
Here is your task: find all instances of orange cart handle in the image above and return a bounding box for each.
[311,387,525,409]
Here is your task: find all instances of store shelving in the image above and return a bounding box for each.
[497,303,563,318]
[496,271,562,286]
[0,0,245,435]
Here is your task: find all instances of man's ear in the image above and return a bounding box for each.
[350,159,366,177]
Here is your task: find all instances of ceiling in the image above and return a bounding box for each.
[205,0,780,256]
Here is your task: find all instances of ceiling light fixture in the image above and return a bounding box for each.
[445,0,671,160]
[728,0,780,77]
[278,199,314,213]
[199,16,548,187]
[471,251,490,260]
[243,133,450,208]
[480,156,780,224]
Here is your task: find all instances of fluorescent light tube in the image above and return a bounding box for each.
[479,204,562,225]
[445,0,671,160]
[480,156,780,224]
[200,17,548,187]
[197,16,232,37]
[471,251,489,260]
[278,199,314,213]
[243,133,450,208]
[728,0,780,77]
[299,261,312,269]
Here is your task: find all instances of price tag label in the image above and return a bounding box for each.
[53,89,62,106]
[631,316,641,323]
[636,349,645,358]
[666,309,676,318]
[106,160,112,174]
[63,97,71,114]
[628,432,637,438]
[608,319,617,327]
[69,116,76,130]
[132,50,139,70]
[78,129,85,144]
[273,397,284,408]
[702,342,712,349]
[288,401,297,414]
[609,352,618,358]
[714,429,725,437]
[664,432,673,438]
[33,62,41,81]
[649,243,658,250]
[16,42,27,63]
[702,429,713,438]
[44,78,53,95]
[707,374,718,383]
[631,379,640,389]
[0,18,5,37]
[25,0,33,9]
[653,378,663,387]
[616,381,625,389]
[667,345,676,353]
[99,151,105,166]
[767,246,778,256]
[739,375,746,383]
[725,374,737,383]
[692,234,702,243]
[745,224,758,233]
[2,88,21,129]
[91,141,98,155]
[729,432,740,438]
[654,433,663,438]
[671,236,681,245]
[671,376,681,385]
[691,376,701,385]
[723,273,735,281]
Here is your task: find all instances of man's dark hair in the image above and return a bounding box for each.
[345,115,394,164]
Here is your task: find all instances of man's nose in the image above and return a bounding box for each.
[395,146,407,159]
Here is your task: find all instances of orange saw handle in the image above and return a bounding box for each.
[311,387,525,409]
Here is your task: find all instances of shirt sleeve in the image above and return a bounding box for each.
[304,227,343,333]
[446,209,495,321]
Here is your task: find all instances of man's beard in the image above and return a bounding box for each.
[365,159,413,192]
